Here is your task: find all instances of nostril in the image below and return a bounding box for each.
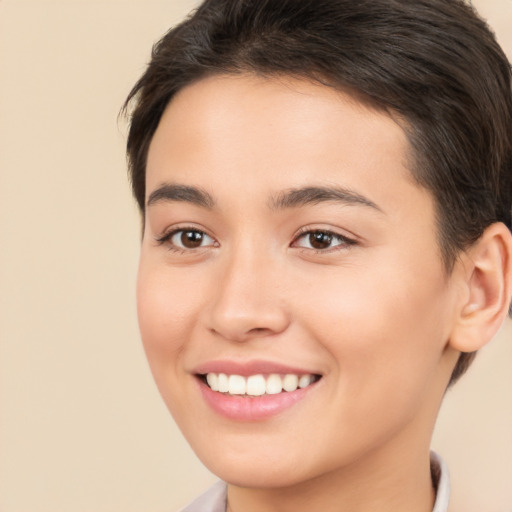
[206,299,291,342]
[209,325,280,342]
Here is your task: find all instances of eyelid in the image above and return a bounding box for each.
[153,224,357,253]
[154,224,219,250]
[291,227,358,252]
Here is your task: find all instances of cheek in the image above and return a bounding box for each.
[136,259,210,426]
[136,257,201,376]
[288,265,454,465]
[299,259,453,399]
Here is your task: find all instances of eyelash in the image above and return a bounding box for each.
[292,228,357,253]
[155,227,357,254]
[155,227,217,253]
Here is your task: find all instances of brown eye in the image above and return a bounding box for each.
[180,230,204,248]
[167,229,216,250]
[309,232,333,249]
[292,230,354,251]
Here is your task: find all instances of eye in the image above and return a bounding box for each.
[157,228,217,250]
[292,230,355,251]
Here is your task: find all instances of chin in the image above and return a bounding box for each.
[180,427,312,488]
[203,455,312,489]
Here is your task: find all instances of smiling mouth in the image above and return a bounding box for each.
[198,373,321,397]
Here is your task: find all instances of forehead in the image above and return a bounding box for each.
[146,73,426,223]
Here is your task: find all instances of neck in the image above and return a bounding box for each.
[226,447,436,512]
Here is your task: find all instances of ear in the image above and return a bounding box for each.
[449,222,512,353]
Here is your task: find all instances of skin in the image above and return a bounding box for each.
[137,74,478,512]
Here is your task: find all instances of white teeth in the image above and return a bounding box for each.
[266,374,283,395]
[246,374,266,396]
[206,373,219,391]
[204,372,317,396]
[283,374,299,392]
[228,374,246,395]
[218,373,229,393]
[298,375,312,388]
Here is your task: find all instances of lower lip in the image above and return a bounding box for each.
[197,379,317,421]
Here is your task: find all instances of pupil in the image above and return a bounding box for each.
[181,231,203,248]
[310,232,332,249]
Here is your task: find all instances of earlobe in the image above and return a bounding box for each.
[449,222,512,353]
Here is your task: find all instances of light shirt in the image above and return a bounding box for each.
[180,451,450,512]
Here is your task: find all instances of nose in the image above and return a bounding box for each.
[205,247,290,343]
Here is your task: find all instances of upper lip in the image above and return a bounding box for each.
[192,359,321,377]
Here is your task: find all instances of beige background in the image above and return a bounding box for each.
[0,1,510,511]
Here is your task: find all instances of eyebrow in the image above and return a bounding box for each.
[269,185,383,212]
[146,182,382,214]
[147,183,215,209]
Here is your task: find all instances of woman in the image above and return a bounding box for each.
[123,1,512,510]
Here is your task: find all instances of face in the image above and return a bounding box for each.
[138,74,461,488]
